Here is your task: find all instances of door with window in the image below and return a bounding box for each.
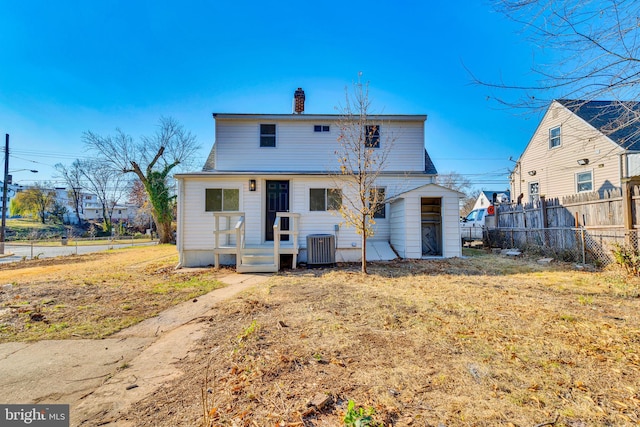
[265,180,289,241]
[529,182,540,204]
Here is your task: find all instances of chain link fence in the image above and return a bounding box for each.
[485,227,638,266]
[1,236,158,262]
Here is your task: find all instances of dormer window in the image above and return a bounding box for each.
[365,125,380,148]
[260,124,276,147]
[549,126,561,149]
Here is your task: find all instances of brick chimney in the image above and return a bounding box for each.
[294,88,305,114]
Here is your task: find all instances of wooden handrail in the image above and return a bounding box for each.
[235,215,245,267]
[273,217,280,270]
[275,212,301,269]
[212,212,245,268]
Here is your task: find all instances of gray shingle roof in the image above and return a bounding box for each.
[557,99,640,151]
[202,144,215,171]
[424,149,437,174]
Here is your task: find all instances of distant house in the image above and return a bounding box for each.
[175,89,463,272]
[472,190,510,211]
[52,188,141,226]
[510,99,640,203]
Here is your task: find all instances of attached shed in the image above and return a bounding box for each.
[390,184,463,259]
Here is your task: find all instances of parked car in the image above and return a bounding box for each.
[460,208,488,243]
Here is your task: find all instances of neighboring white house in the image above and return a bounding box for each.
[472,190,510,211]
[54,189,140,225]
[175,89,463,272]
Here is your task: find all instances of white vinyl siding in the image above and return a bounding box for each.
[389,198,406,257]
[512,101,623,201]
[176,175,463,267]
[214,118,426,173]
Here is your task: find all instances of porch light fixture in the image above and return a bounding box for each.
[249,179,256,191]
[528,170,536,176]
[577,158,589,165]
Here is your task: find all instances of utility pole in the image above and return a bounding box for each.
[0,134,8,254]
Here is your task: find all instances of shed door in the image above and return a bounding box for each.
[265,180,289,241]
[421,197,442,256]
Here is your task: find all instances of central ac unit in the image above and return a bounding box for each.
[306,234,336,266]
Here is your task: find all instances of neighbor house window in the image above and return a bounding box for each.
[365,125,380,148]
[310,188,342,211]
[549,126,561,148]
[205,189,240,211]
[260,124,276,147]
[576,171,593,192]
[529,182,539,204]
[370,187,386,218]
[314,125,330,132]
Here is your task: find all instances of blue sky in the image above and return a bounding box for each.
[1,1,545,191]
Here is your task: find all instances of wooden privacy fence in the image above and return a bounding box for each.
[496,188,628,229]
[491,181,640,264]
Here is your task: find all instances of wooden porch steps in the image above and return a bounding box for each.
[237,247,278,273]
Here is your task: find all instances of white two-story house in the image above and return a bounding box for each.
[175,89,462,272]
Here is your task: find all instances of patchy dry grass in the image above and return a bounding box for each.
[0,245,228,342]
[1,246,639,426]
[122,254,640,427]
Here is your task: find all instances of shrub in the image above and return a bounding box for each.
[611,243,640,276]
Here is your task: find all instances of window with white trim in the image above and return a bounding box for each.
[549,126,561,148]
[205,189,239,211]
[576,171,593,192]
[309,188,342,211]
[370,187,386,218]
[260,124,276,147]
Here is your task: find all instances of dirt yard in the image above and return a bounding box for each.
[1,247,639,426]
[122,254,639,427]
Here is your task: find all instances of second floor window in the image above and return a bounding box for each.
[314,125,330,132]
[549,126,561,149]
[260,124,276,147]
[365,125,380,148]
[576,171,593,192]
[310,188,342,211]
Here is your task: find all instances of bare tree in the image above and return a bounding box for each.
[436,172,478,216]
[128,179,153,232]
[55,160,85,226]
[83,117,200,243]
[79,159,129,233]
[461,189,482,217]
[333,78,394,274]
[477,0,640,135]
[436,171,474,195]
